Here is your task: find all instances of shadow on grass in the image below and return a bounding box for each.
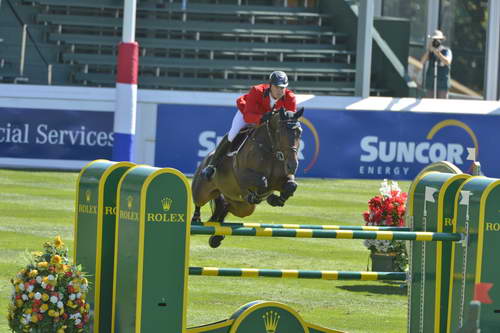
[337,282,407,296]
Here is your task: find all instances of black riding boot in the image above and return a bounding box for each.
[201,135,230,180]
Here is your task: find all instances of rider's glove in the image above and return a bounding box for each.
[260,112,273,124]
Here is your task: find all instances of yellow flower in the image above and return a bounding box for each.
[57,326,68,333]
[41,304,49,311]
[37,262,48,269]
[15,299,23,307]
[51,255,62,264]
[24,308,32,314]
[28,292,34,299]
[29,270,38,278]
[48,309,56,317]
[54,235,64,248]
[31,315,39,323]
[42,293,49,301]
[31,251,43,257]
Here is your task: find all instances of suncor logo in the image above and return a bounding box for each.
[358,119,478,177]
[360,136,464,164]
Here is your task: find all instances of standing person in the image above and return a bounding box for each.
[201,71,297,180]
[420,30,453,99]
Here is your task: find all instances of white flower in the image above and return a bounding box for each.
[22,294,29,301]
[81,284,88,292]
[47,274,55,281]
[41,282,47,288]
[34,292,42,300]
[18,283,25,291]
[50,295,58,303]
[27,285,34,292]
[36,276,42,284]
[57,301,64,308]
[76,292,81,299]
[74,318,82,325]
[69,293,76,301]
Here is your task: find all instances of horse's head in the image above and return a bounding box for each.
[266,107,304,175]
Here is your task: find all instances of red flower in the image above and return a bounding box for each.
[363,183,407,227]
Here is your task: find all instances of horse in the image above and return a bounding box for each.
[191,107,304,247]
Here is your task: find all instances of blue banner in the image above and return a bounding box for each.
[155,104,500,179]
[0,107,113,160]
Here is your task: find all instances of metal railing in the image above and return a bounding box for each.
[4,0,52,84]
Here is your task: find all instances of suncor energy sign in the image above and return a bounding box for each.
[155,104,500,180]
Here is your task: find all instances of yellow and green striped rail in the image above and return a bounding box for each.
[189,267,407,281]
[193,221,411,231]
[190,225,463,242]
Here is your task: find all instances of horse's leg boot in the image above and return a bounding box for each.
[201,135,230,180]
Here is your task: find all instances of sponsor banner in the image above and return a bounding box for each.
[0,107,113,160]
[155,104,500,179]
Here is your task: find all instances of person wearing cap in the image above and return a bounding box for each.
[201,70,297,180]
[420,29,453,99]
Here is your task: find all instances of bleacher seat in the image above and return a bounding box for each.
[2,0,381,95]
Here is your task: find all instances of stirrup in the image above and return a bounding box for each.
[201,165,216,180]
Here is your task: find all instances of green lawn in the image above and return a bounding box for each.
[0,169,410,333]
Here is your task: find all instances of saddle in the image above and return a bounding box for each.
[227,126,255,157]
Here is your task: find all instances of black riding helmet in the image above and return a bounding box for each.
[269,71,288,88]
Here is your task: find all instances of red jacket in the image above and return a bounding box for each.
[236,83,296,124]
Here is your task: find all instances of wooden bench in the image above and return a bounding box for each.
[62,52,355,76]
[74,72,357,95]
[33,0,328,25]
[49,33,354,63]
[36,14,340,43]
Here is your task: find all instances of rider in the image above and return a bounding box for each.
[201,70,297,180]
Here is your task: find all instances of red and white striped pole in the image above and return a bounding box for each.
[113,0,138,161]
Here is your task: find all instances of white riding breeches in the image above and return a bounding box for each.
[228,110,248,142]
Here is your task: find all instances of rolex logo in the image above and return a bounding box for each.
[263,311,280,333]
[161,197,173,211]
[85,190,91,202]
[127,195,134,210]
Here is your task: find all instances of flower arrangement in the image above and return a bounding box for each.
[7,236,90,333]
[362,179,409,272]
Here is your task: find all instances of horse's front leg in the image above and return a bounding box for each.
[236,169,268,204]
[267,176,298,207]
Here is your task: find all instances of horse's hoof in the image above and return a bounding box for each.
[267,194,285,207]
[209,235,225,248]
[246,192,261,204]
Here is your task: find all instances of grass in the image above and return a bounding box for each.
[0,169,411,333]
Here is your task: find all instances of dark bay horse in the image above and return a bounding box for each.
[191,108,304,247]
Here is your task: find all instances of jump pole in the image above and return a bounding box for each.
[196,221,411,231]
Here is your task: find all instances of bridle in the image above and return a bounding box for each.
[264,113,301,162]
